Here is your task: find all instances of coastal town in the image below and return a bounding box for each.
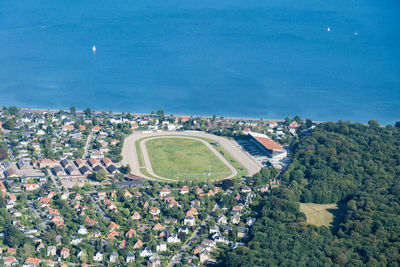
[0,106,311,266]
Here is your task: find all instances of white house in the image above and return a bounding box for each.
[184,216,195,226]
[167,234,181,243]
[93,252,103,262]
[126,253,136,263]
[70,237,82,245]
[140,247,153,258]
[156,243,167,252]
[78,225,88,235]
[110,252,118,263]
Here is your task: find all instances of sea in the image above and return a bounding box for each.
[0,0,399,124]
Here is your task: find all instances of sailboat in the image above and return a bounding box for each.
[92,45,96,53]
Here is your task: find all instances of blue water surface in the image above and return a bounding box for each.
[0,0,399,124]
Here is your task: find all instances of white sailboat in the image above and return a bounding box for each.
[92,45,96,53]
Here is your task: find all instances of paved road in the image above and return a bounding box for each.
[86,192,110,221]
[121,131,261,182]
[83,132,93,159]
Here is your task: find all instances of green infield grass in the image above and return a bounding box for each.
[145,137,231,181]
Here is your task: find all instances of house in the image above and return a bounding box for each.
[231,205,243,214]
[77,250,87,261]
[88,158,100,167]
[4,256,18,266]
[148,254,161,267]
[25,184,39,191]
[124,189,133,198]
[156,243,167,252]
[237,227,249,238]
[159,188,171,197]
[79,125,86,131]
[209,226,219,234]
[62,125,74,131]
[39,159,59,168]
[149,207,160,216]
[79,166,91,175]
[47,246,57,256]
[92,126,101,132]
[101,157,113,167]
[153,223,164,231]
[140,247,153,257]
[51,215,64,226]
[74,158,86,168]
[107,164,119,174]
[71,237,82,245]
[4,168,18,178]
[246,217,256,226]
[164,218,178,224]
[231,214,240,224]
[110,252,119,263]
[97,191,107,200]
[52,166,65,176]
[107,230,119,239]
[187,207,198,216]
[288,121,298,129]
[179,225,189,234]
[167,234,181,243]
[200,250,211,263]
[184,216,196,226]
[119,240,126,249]
[23,257,40,267]
[126,253,136,263]
[65,165,80,175]
[217,215,228,225]
[60,159,69,168]
[93,252,103,261]
[212,232,227,243]
[180,185,189,194]
[85,217,98,226]
[92,165,104,172]
[131,212,141,220]
[126,228,136,238]
[60,247,70,259]
[134,239,143,249]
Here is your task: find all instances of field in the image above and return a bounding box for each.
[299,203,338,227]
[145,137,231,181]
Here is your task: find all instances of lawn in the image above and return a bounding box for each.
[145,137,231,181]
[299,203,339,227]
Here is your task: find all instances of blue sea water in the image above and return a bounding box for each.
[0,0,399,124]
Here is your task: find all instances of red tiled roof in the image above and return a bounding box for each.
[254,136,284,151]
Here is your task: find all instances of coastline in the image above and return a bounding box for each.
[15,107,328,124]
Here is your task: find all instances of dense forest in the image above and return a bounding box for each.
[217,121,400,266]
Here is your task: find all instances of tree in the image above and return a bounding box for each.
[4,118,16,130]
[0,148,7,160]
[84,107,92,117]
[293,115,301,123]
[69,106,76,114]
[120,164,131,174]
[305,118,313,128]
[395,121,400,128]
[284,116,291,126]
[368,119,379,128]
[92,170,108,182]
[8,106,19,115]
[157,110,165,121]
